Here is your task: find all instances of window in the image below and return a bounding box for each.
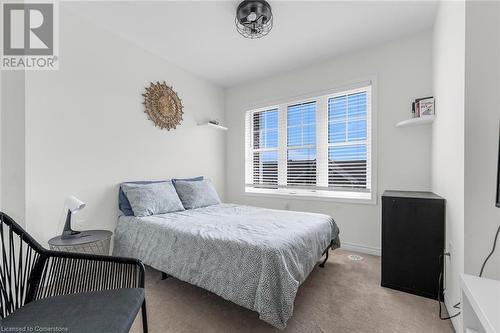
[328,92,368,189]
[287,102,317,186]
[251,109,278,187]
[245,83,373,201]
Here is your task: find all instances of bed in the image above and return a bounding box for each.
[113,203,340,329]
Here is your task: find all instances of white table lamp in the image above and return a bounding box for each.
[61,195,86,239]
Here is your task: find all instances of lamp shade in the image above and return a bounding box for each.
[65,195,86,213]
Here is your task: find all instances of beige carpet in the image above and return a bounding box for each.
[130,250,454,333]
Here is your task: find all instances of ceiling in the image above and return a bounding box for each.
[67,1,438,88]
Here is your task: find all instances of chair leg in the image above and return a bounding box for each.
[141,300,148,333]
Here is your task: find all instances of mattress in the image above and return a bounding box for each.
[113,203,340,329]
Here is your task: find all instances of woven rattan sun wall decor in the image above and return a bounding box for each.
[142,81,184,130]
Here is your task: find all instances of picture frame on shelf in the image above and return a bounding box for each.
[418,97,434,116]
[414,96,434,117]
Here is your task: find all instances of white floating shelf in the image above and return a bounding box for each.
[396,115,435,128]
[199,122,228,131]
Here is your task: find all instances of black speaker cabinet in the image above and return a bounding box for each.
[381,191,445,300]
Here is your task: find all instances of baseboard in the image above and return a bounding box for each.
[444,292,462,333]
[340,241,381,256]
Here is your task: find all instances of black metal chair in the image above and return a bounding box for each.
[0,212,148,333]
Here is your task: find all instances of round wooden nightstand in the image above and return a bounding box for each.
[48,230,112,255]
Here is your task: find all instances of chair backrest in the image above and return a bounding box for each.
[0,212,45,319]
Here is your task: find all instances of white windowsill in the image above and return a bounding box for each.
[244,187,377,205]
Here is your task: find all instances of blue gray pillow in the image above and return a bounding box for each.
[171,176,203,188]
[174,179,221,210]
[119,180,166,216]
[121,181,184,217]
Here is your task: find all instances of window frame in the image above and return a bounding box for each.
[250,109,279,187]
[244,79,377,204]
[286,101,318,187]
[326,86,371,191]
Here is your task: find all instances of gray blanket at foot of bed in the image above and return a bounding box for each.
[113,203,340,329]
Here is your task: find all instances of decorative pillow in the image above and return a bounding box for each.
[121,181,184,217]
[171,176,203,188]
[174,179,221,210]
[119,180,166,216]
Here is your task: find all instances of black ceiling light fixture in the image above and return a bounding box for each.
[235,0,273,39]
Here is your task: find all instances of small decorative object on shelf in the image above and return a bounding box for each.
[414,96,434,118]
[397,96,435,128]
[199,121,228,131]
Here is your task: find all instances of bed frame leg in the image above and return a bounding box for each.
[161,272,169,280]
[319,240,334,268]
[319,250,329,268]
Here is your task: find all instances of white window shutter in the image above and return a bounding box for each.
[245,83,372,200]
[316,95,329,188]
[277,105,287,186]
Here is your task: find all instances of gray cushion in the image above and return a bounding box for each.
[1,288,144,333]
[121,181,184,217]
[171,176,203,187]
[119,180,167,216]
[174,179,221,210]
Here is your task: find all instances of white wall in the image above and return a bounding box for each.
[1,71,26,226]
[23,6,225,245]
[431,2,465,330]
[432,3,500,330]
[225,32,433,252]
[464,0,500,280]
[0,71,2,211]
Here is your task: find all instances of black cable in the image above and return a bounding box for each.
[438,271,461,320]
[437,253,461,320]
[436,223,499,320]
[479,224,500,277]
